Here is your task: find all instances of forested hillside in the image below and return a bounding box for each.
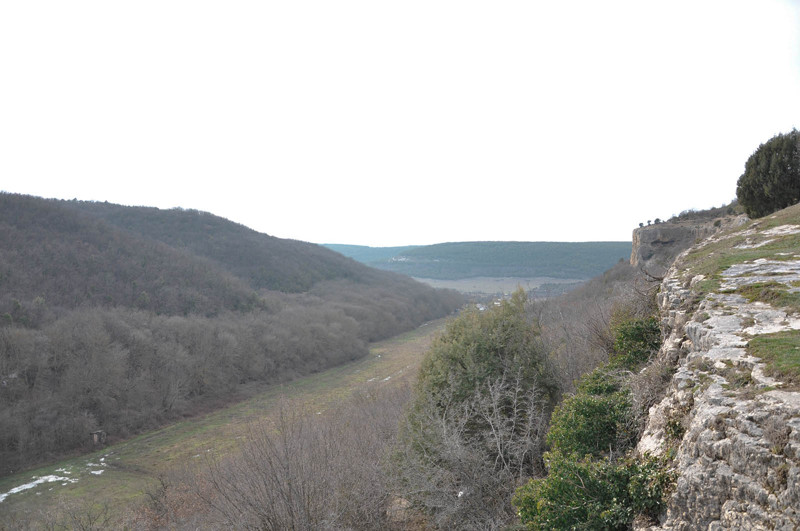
[0,194,462,475]
[326,241,632,280]
[64,201,377,293]
[0,195,261,320]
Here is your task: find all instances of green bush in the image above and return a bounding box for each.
[547,367,633,458]
[414,289,558,407]
[513,451,672,530]
[575,366,625,396]
[736,129,800,218]
[609,317,661,370]
[512,312,670,529]
[397,289,559,528]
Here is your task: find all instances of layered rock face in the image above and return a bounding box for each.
[630,217,746,276]
[637,222,800,529]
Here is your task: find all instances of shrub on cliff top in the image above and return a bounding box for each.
[609,316,661,371]
[736,129,800,218]
[396,289,558,528]
[513,451,672,530]
[513,310,670,529]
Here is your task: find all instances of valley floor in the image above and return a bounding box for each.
[0,320,446,527]
[413,276,583,297]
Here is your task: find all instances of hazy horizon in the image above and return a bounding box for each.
[2,1,798,246]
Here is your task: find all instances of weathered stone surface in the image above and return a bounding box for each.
[630,216,746,275]
[635,226,800,530]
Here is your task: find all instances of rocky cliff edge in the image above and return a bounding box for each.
[631,217,746,277]
[636,206,800,529]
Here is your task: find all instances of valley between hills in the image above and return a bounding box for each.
[2,192,799,529]
[0,193,628,527]
[0,321,444,525]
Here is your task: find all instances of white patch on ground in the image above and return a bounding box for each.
[762,224,800,237]
[90,470,104,475]
[734,238,774,249]
[0,475,79,503]
[720,258,800,293]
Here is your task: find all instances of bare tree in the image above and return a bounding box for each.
[394,372,549,530]
[196,384,411,530]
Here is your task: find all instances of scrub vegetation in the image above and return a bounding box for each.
[513,312,672,530]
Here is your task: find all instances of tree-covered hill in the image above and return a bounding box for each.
[64,200,391,293]
[326,241,632,280]
[0,193,463,475]
[0,194,261,320]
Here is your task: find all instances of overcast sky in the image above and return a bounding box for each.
[2,1,799,246]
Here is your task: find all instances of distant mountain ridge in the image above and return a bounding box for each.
[324,241,632,280]
[322,244,420,264]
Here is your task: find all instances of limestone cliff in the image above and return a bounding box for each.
[630,217,746,277]
[635,209,800,529]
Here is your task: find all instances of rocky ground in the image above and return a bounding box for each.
[636,218,800,530]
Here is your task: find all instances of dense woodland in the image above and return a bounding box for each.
[0,193,463,475]
[62,200,374,293]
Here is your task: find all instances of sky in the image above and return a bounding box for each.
[2,1,799,247]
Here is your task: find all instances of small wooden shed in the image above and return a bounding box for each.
[90,430,107,446]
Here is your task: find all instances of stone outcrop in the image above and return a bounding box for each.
[630,217,746,276]
[636,222,800,529]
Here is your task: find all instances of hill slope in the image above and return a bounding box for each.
[0,194,260,320]
[63,201,377,293]
[0,193,462,475]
